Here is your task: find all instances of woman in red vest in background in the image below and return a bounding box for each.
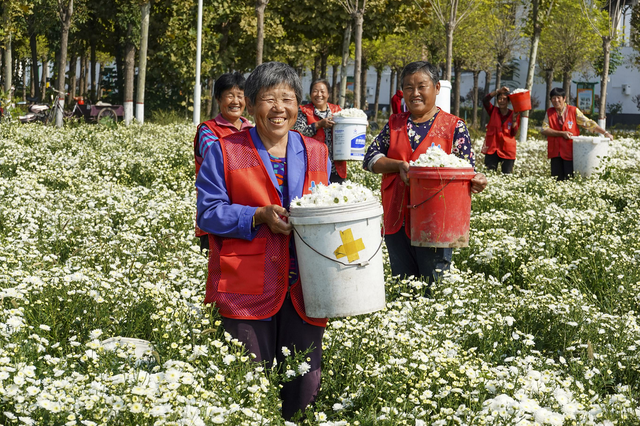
[481,86,519,174]
[294,79,345,182]
[194,72,253,250]
[541,87,613,181]
[196,62,331,421]
[364,61,487,293]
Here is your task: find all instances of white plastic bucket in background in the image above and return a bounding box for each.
[436,80,452,113]
[289,200,385,318]
[332,116,368,161]
[572,136,609,178]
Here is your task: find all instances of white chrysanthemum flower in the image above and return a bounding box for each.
[298,362,311,376]
[410,145,471,168]
[333,108,367,118]
[281,346,291,357]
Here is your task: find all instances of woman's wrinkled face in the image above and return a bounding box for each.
[249,84,298,142]
[402,72,440,118]
[218,87,246,122]
[311,82,329,111]
[551,95,566,111]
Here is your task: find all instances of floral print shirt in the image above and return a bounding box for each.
[363,110,475,171]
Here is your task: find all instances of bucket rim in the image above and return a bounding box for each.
[332,116,369,125]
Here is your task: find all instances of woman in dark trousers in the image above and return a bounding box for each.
[540,87,612,181]
[481,86,519,174]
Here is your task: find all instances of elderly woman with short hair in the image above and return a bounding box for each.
[194,72,253,250]
[195,62,331,420]
[364,61,487,292]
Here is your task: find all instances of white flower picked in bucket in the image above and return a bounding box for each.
[410,144,472,168]
[333,108,367,118]
[510,88,529,94]
[292,181,375,207]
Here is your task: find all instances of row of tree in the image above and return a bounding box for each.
[1,0,638,128]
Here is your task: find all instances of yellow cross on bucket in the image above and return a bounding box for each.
[334,228,366,263]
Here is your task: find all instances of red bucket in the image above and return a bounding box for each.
[407,167,476,248]
[508,90,531,113]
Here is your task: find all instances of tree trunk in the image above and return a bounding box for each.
[255,0,269,66]
[30,60,35,97]
[30,33,40,100]
[472,70,479,128]
[388,69,396,110]
[444,22,454,81]
[22,59,27,100]
[97,63,103,99]
[3,6,11,95]
[494,61,502,92]
[90,33,97,102]
[520,0,542,142]
[339,20,352,108]
[41,60,48,98]
[312,55,321,82]
[545,68,553,110]
[136,1,150,124]
[453,61,461,117]
[482,69,491,127]
[78,53,86,97]
[331,62,339,104]
[320,52,328,79]
[373,68,381,122]
[83,56,89,95]
[598,36,611,126]
[124,23,136,126]
[396,69,401,95]
[562,70,571,102]
[353,11,364,109]
[115,42,124,103]
[56,0,74,127]
[360,55,368,110]
[68,54,77,103]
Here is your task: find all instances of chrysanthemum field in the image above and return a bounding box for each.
[1,123,640,426]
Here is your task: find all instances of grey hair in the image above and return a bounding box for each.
[244,62,303,106]
[400,61,440,88]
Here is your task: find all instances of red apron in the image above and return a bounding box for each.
[205,130,329,327]
[547,105,579,161]
[482,106,517,160]
[381,110,459,237]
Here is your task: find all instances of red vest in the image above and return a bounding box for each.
[547,105,579,160]
[381,110,459,236]
[299,103,347,179]
[205,130,329,327]
[194,121,243,237]
[482,107,517,160]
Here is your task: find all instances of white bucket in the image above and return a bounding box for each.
[572,136,609,178]
[436,80,452,113]
[289,200,386,318]
[332,116,368,161]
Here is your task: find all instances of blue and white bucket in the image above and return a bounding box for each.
[332,116,368,160]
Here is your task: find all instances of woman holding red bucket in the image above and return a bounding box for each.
[481,86,520,174]
[363,61,487,291]
[196,62,331,420]
[540,87,613,181]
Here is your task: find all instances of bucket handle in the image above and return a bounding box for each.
[292,225,384,268]
[407,176,456,210]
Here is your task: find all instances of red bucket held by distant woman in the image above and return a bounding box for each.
[407,167,476,248]
[508,90,531,113]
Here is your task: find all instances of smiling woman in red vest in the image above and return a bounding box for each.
[363,61,487,293]
[481,86,520,174]
[195,62,331,421]
[194,72,253,251]
[540,87,613,181]
[293,79,346,183]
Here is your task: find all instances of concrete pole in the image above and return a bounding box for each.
[193,0,203,125]
[136,2,150,124]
